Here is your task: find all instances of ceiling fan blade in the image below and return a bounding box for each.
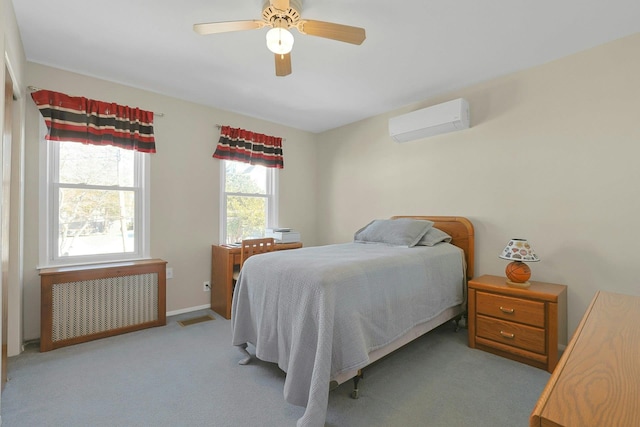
[270,0,290,10]
[193,20,265,35]
[275,53,292,77]
[297,20,366,45]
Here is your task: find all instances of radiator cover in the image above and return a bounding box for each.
[40,259,167,352]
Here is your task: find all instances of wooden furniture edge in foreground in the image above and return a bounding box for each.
[40,259,167,352]
[530,291,640,427]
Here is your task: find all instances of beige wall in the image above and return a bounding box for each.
[22,63,318,340]
[316,33,640,340]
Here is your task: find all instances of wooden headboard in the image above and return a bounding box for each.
[391,216,475,279]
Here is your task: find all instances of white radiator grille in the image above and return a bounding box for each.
[51,273,159,342]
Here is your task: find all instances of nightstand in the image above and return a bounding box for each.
[467,274,567,372]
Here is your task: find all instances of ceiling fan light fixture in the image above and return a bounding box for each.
[266,27,294,54]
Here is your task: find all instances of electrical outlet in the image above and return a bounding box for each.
[203,281,210,292]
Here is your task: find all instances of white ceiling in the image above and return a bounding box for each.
[13,0,640,133]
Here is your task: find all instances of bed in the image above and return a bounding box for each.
[231,216,474,427]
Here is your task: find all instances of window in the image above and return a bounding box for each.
[221,160,277,244]
[40,140,150,266]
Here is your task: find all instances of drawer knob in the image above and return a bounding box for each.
[500,330,515,339]
[499,306,515,314]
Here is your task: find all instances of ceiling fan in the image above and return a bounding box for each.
[193,0,366,77]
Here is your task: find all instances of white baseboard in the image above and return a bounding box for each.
[166,304,211,317]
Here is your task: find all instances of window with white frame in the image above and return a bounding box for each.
[221,160,277,244]
[40,140,150,266]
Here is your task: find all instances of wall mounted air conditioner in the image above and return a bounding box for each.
[388,98,470,143]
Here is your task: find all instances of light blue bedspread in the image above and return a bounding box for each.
[232,242,465,427]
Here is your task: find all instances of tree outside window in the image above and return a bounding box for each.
[223,161,276,244]
[41,140,149,266]
[57,141,136,257]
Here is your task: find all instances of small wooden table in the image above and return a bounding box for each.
[211,242,302,319]
[530,291,640,427]
[468,274,567,372]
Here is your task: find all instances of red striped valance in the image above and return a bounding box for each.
[30,89,156,153]
[213,126,284,169]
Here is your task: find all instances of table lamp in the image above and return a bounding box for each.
[499,238,540,288]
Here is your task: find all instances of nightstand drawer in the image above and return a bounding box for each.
[476,291,545,327]
[476,315,546,354]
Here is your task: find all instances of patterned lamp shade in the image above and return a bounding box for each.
[499,239,540,262]
[499,239,539,288]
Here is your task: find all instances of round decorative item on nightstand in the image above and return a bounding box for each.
[505,261,531,287]
[499,238,540,288]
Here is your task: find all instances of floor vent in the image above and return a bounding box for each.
[178,314,215,327]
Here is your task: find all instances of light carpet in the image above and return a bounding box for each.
[1,309,550,426]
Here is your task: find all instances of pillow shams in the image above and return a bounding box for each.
[354,218,434,247]
[417,227,452,246]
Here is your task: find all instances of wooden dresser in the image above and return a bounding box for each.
[530,291,640,427]
[468,275,567,372]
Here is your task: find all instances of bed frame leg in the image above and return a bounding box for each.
[237,343,251,365]
[453,313,467,332]
[351,369,363,399]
